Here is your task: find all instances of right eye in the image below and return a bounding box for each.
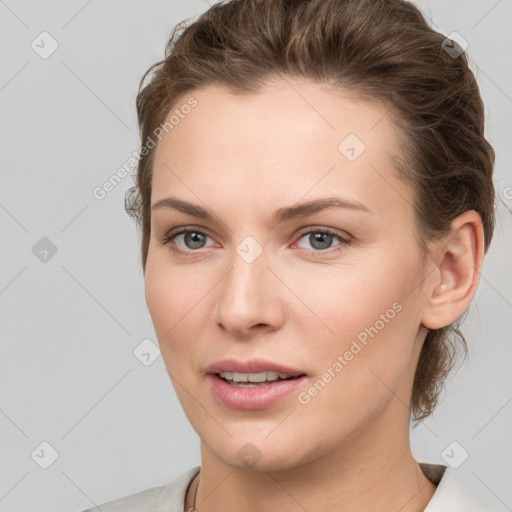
[160,227,216,254]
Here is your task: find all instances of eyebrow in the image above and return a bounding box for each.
[151,195,372,224]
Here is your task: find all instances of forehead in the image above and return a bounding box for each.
[151,79,412,223]
[155,79,398,158]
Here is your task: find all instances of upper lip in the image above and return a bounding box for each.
[206,358,306,377]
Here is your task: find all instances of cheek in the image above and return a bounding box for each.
[290,259,415,345]
[144,257,216,373]
[145,247,202,329]
[294,253,423,388]
[144,260,192,348]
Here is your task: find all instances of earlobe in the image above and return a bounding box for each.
[421,210,485,330]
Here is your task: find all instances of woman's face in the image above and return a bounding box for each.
[145,79,431,471]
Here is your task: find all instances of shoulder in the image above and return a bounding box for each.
[420,463,499,512]
[80,486,163,512]
[79,466,200,512]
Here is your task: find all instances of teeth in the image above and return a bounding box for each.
[218,371,291,382]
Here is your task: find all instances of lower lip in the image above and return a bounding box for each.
[207,374,307,410]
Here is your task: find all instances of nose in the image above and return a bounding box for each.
[212,247,285,339]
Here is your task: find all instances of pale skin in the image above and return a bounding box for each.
[144,78,484,512]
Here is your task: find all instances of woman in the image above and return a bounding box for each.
[83,0,497,510]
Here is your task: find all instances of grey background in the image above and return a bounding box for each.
[0,1,511,511]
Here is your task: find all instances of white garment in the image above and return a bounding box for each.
[80,462,497,511]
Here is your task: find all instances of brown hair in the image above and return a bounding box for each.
[125,0,496,423]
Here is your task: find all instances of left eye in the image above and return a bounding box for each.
[296,229,347,251]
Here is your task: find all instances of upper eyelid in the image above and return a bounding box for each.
[164,226,216,242]
[165,225,348,238]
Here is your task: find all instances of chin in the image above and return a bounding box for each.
[202,432,314,473]
[224,450,305,473]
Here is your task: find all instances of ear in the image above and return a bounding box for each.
[421,210,485,330]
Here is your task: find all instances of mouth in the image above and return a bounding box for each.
[205,359,308,409]
[216,370,306,387]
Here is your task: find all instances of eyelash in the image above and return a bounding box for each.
[159,226,351,257]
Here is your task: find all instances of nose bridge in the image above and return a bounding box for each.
[225,237,269,304]
[214,236,280,333]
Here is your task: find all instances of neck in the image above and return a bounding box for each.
[192,400,436,512]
